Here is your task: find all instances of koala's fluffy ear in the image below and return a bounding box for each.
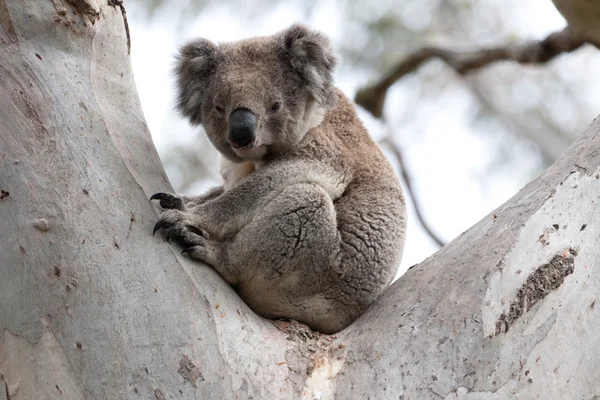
[281,24,338,107]
[174,38,221,125]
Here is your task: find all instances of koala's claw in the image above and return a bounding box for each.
[166,226,179,243]
[181,246,198,256]
[153,209,207,249]
[153,219,167,235]
[180,245,211,262]
[185,224,206,237]
[181,246,202,257]
[150,192,184,210]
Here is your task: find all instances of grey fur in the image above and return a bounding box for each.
[175,38,221,125]
[283,23,338,107]
[153,25,406,334]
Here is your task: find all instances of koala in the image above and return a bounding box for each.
[151,24,406,334]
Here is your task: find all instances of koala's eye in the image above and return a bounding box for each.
[270,102,281,112]
[215,105,225,114]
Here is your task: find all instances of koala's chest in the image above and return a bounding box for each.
[220,158,263,190]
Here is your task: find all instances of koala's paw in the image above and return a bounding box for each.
[152,210,219,265]
[153,209,207,242]
[150,192,185,210]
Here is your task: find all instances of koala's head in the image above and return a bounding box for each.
[174,24,337,162]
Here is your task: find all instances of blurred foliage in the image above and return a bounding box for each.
[130,0,599,168]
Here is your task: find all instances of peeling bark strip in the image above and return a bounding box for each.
[495,249,576,335]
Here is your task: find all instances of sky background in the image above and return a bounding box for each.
[126,0,600,276]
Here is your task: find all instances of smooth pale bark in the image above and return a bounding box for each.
[1,1,599,399]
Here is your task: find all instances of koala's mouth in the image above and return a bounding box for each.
[231,143,267,160]
[229,140,254,150]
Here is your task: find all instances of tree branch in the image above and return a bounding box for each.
[356,27,587,118]
[337,117,600,399]
[380,136,446,248]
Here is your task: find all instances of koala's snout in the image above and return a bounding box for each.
[228,108,257,149]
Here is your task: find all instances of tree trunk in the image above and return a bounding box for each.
[1,1,599,399]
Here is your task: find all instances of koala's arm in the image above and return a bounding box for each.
[151,186,224,210]
[172,160,346,240]
[182,186,224,206]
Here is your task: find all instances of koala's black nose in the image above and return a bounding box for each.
[228,108,257,149]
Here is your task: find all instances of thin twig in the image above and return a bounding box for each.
[356,27,587,118]
[380,136,446,248]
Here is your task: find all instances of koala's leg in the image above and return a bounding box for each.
[243,182,404,334]
[219,182,352,331]
[227,182,338,282]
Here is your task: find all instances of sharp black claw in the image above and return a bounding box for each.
[166,228,176,243]
[153,220,163,235]
[150,192,183,210]
[150,193,165,202]
[185,224,204,236]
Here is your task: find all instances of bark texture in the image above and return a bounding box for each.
[1,1,600,399]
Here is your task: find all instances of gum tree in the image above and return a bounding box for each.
[1,1,599,398]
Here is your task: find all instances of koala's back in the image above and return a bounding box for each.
[309,91,406,305]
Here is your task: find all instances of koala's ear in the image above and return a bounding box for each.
[174,38,221,125]
[281,24,338,107]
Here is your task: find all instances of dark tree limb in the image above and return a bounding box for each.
[380,136,446,248]
[356,27,588,118]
